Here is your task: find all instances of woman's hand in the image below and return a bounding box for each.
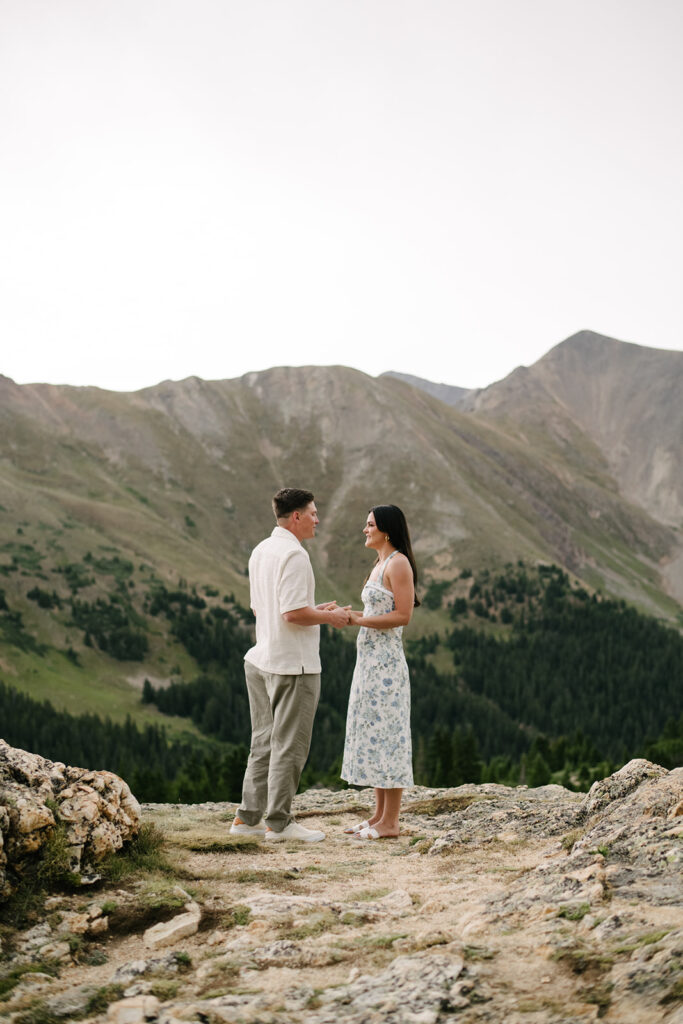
[348,608,364,626]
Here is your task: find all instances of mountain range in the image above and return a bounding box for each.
[0,329,681,721]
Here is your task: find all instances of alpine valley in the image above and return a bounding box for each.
[1,330,682,799]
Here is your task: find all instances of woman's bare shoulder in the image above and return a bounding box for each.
[386,551,411,576]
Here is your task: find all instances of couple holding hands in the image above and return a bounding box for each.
[230,487,419,843]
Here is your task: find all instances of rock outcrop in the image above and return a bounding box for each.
[0,739,141,899]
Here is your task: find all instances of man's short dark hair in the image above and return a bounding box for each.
[272,488,315,519]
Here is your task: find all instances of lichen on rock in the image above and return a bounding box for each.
[0,739,141,899]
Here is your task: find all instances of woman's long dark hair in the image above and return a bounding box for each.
[371,504,420,607]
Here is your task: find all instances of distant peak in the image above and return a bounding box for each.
[545,330,680,363]
[560,330,625,347]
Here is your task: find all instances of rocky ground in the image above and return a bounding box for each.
[1,759,682,1024]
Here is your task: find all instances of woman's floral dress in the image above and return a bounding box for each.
[341,552,414,788]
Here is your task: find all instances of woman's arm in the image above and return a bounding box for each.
[350,555,414,629]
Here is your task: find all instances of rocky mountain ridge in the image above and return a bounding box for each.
[462,330,683,532]
[1,333,681,612]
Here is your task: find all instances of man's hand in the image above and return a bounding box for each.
[327,604,351,629]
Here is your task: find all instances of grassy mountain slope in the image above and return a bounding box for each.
[0,348,681,726]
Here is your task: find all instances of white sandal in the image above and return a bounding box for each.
[353,826,398,841]
[352,825,380,840]
[343,819,370,834]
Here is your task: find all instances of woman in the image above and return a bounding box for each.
[341,504,419,839]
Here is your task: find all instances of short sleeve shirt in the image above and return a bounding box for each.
[244,526,321,675]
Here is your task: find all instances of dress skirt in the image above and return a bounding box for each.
[341,580,414,788]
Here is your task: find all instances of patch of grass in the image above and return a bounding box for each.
[195,959,241,997]
[149,980,179,1000]
[339,911,368,927]
[516,999,548,1013]
[1,821,81,929]
[83,949,108,967]
[229,905,252,928]
[0,963,60,1002]
[557,903,591,921]
[186,837,259,854]
[107,884,189,937]
[352,888,391,901]
[463,945,497,961]
[404,794,493,816]
[198,905,251,932]
[13,1001,61,1024]
[100,822,173,882]
[83,984,125,1015]
[660,978,683,1005]
[408,837,434,854]
[613,929,672,954]
[296,803,370,820]
[66,934,84,957]
[553,945,614,976]
[226,868,310,892]
[138,882,189,912]
[584,981,613,1017]
[561,830,583,851]
[339,932,408,950]
[278,911,337,940]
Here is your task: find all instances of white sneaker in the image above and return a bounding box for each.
[230,816,266,836]
[264,821,325,843]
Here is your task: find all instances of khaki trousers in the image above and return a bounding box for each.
[237,662,321,832]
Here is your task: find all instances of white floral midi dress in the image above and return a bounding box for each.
[341,552,414,788]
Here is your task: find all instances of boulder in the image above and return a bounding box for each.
[107,995,160,1023]
[0,739,141,899]
[143,902,201,949]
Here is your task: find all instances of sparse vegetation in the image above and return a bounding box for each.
[279,910,337,940]
[352,888,391,901]
[13,1001,62,1024]
[83,984,125,1015]
[0,963,60,1002]
[100,822,172,883]
[558,903,591,921]
[1,817,81,929]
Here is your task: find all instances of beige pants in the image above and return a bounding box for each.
[237,662,321,832]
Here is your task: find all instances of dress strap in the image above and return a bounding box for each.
[378,550,399,585]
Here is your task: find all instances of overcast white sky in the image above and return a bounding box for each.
[1,0,681,392]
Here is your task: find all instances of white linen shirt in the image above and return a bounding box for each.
[244,526,321,675]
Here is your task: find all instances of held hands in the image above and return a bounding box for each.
[317,602,364,628]
[317,601,352,629]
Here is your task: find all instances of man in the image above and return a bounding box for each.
[231,487,349,842]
